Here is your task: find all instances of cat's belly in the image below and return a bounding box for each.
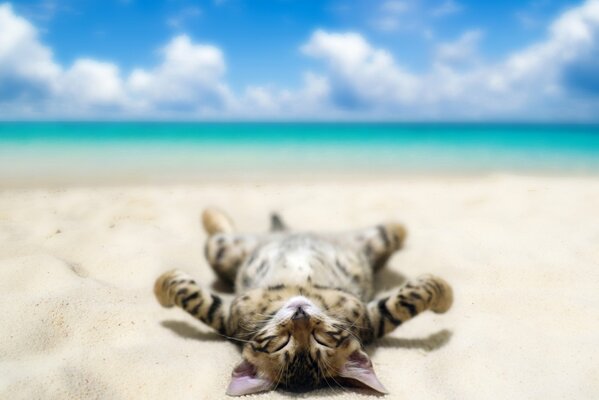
[262,250,349,286]
[236,234,373,300]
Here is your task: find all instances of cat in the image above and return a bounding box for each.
[154,208,453,396]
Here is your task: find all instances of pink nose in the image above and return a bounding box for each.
[292,307,309,321]
[285,296,312,310]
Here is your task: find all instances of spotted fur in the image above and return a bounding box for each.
[154,208,452,396]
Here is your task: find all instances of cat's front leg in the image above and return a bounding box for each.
[367,275,453,339]
[154,269,230,335]
[202,208,261,284]
[345,223,407,271]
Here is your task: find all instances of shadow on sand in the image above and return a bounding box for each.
[374,329,453,352]
[160,320,225,342]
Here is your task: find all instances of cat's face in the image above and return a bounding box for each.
[227,292,387,396]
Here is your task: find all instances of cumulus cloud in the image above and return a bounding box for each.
[494,0,599,91]
[1,0,599,119]
[0,3,60,97]
[0,3,231,117]
[226,72,332,119]
[468,0,599,119]
[301,30,419,109]
[127,35,232,112]
[300,0,599,119]
[62,59,125,106]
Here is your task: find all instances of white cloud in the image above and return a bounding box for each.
[487,0,599,96]
[0,3,60,91]
[299,1,599,119]
[243,86,280,111]
[0,3,126,112]
[301,30,419,107]
[127,35,232,111]
[0,4,232,117]
[1,1,599,120]
[62,59,125,105]
[229,72,331,118]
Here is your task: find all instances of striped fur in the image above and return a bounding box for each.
[154,270,228,334]
[367,274,453,339]
[154,209,452,395]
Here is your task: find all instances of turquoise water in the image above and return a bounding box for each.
[1,123,599,181]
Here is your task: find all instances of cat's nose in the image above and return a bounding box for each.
[291,307,310,335]
[292,307,309,321]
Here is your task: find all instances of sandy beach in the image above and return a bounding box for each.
[1,174,598,399]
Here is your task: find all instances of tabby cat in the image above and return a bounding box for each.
[154,209,452,396]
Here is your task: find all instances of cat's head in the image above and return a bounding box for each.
[227,293,386,396]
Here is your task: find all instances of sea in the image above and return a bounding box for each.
[1,122,599,184]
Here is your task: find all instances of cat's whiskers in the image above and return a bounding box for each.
[318,352,348,394]
[251,310,277,318]
[271,358,286,391]
[316,353,336,394]
[308,312,363,349]
[319,366,336,393]
[213,332,253,344]
[237,315,274,334]
[283,353,290,389]
[327,316,364,347]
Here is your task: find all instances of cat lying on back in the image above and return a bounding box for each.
[154,209,452,396]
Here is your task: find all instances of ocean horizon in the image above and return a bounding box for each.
[1,122,599,184]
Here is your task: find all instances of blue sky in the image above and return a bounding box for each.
[1,0,599,120]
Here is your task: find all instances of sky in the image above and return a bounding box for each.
[1,0,599,120]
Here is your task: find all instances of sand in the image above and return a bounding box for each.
[1,175,598,399]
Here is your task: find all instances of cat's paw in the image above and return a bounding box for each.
[419,274,453,314]
[205,234,246,281]
[154,269,187,308]
[202,208,235,235]
[386,222,407,249]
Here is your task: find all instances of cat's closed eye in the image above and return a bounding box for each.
[271,334,290,352]
[312,331,332,347]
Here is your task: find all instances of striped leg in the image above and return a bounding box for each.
[154,269,229,335]
[204,234,259,284]
[350,223,407,271]
[367,275,453,339]
[202,208,260,284]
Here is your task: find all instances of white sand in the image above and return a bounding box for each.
[1,175,598,399]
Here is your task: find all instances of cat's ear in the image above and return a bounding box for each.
[226,360,272,396]
[338,350,388,394]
